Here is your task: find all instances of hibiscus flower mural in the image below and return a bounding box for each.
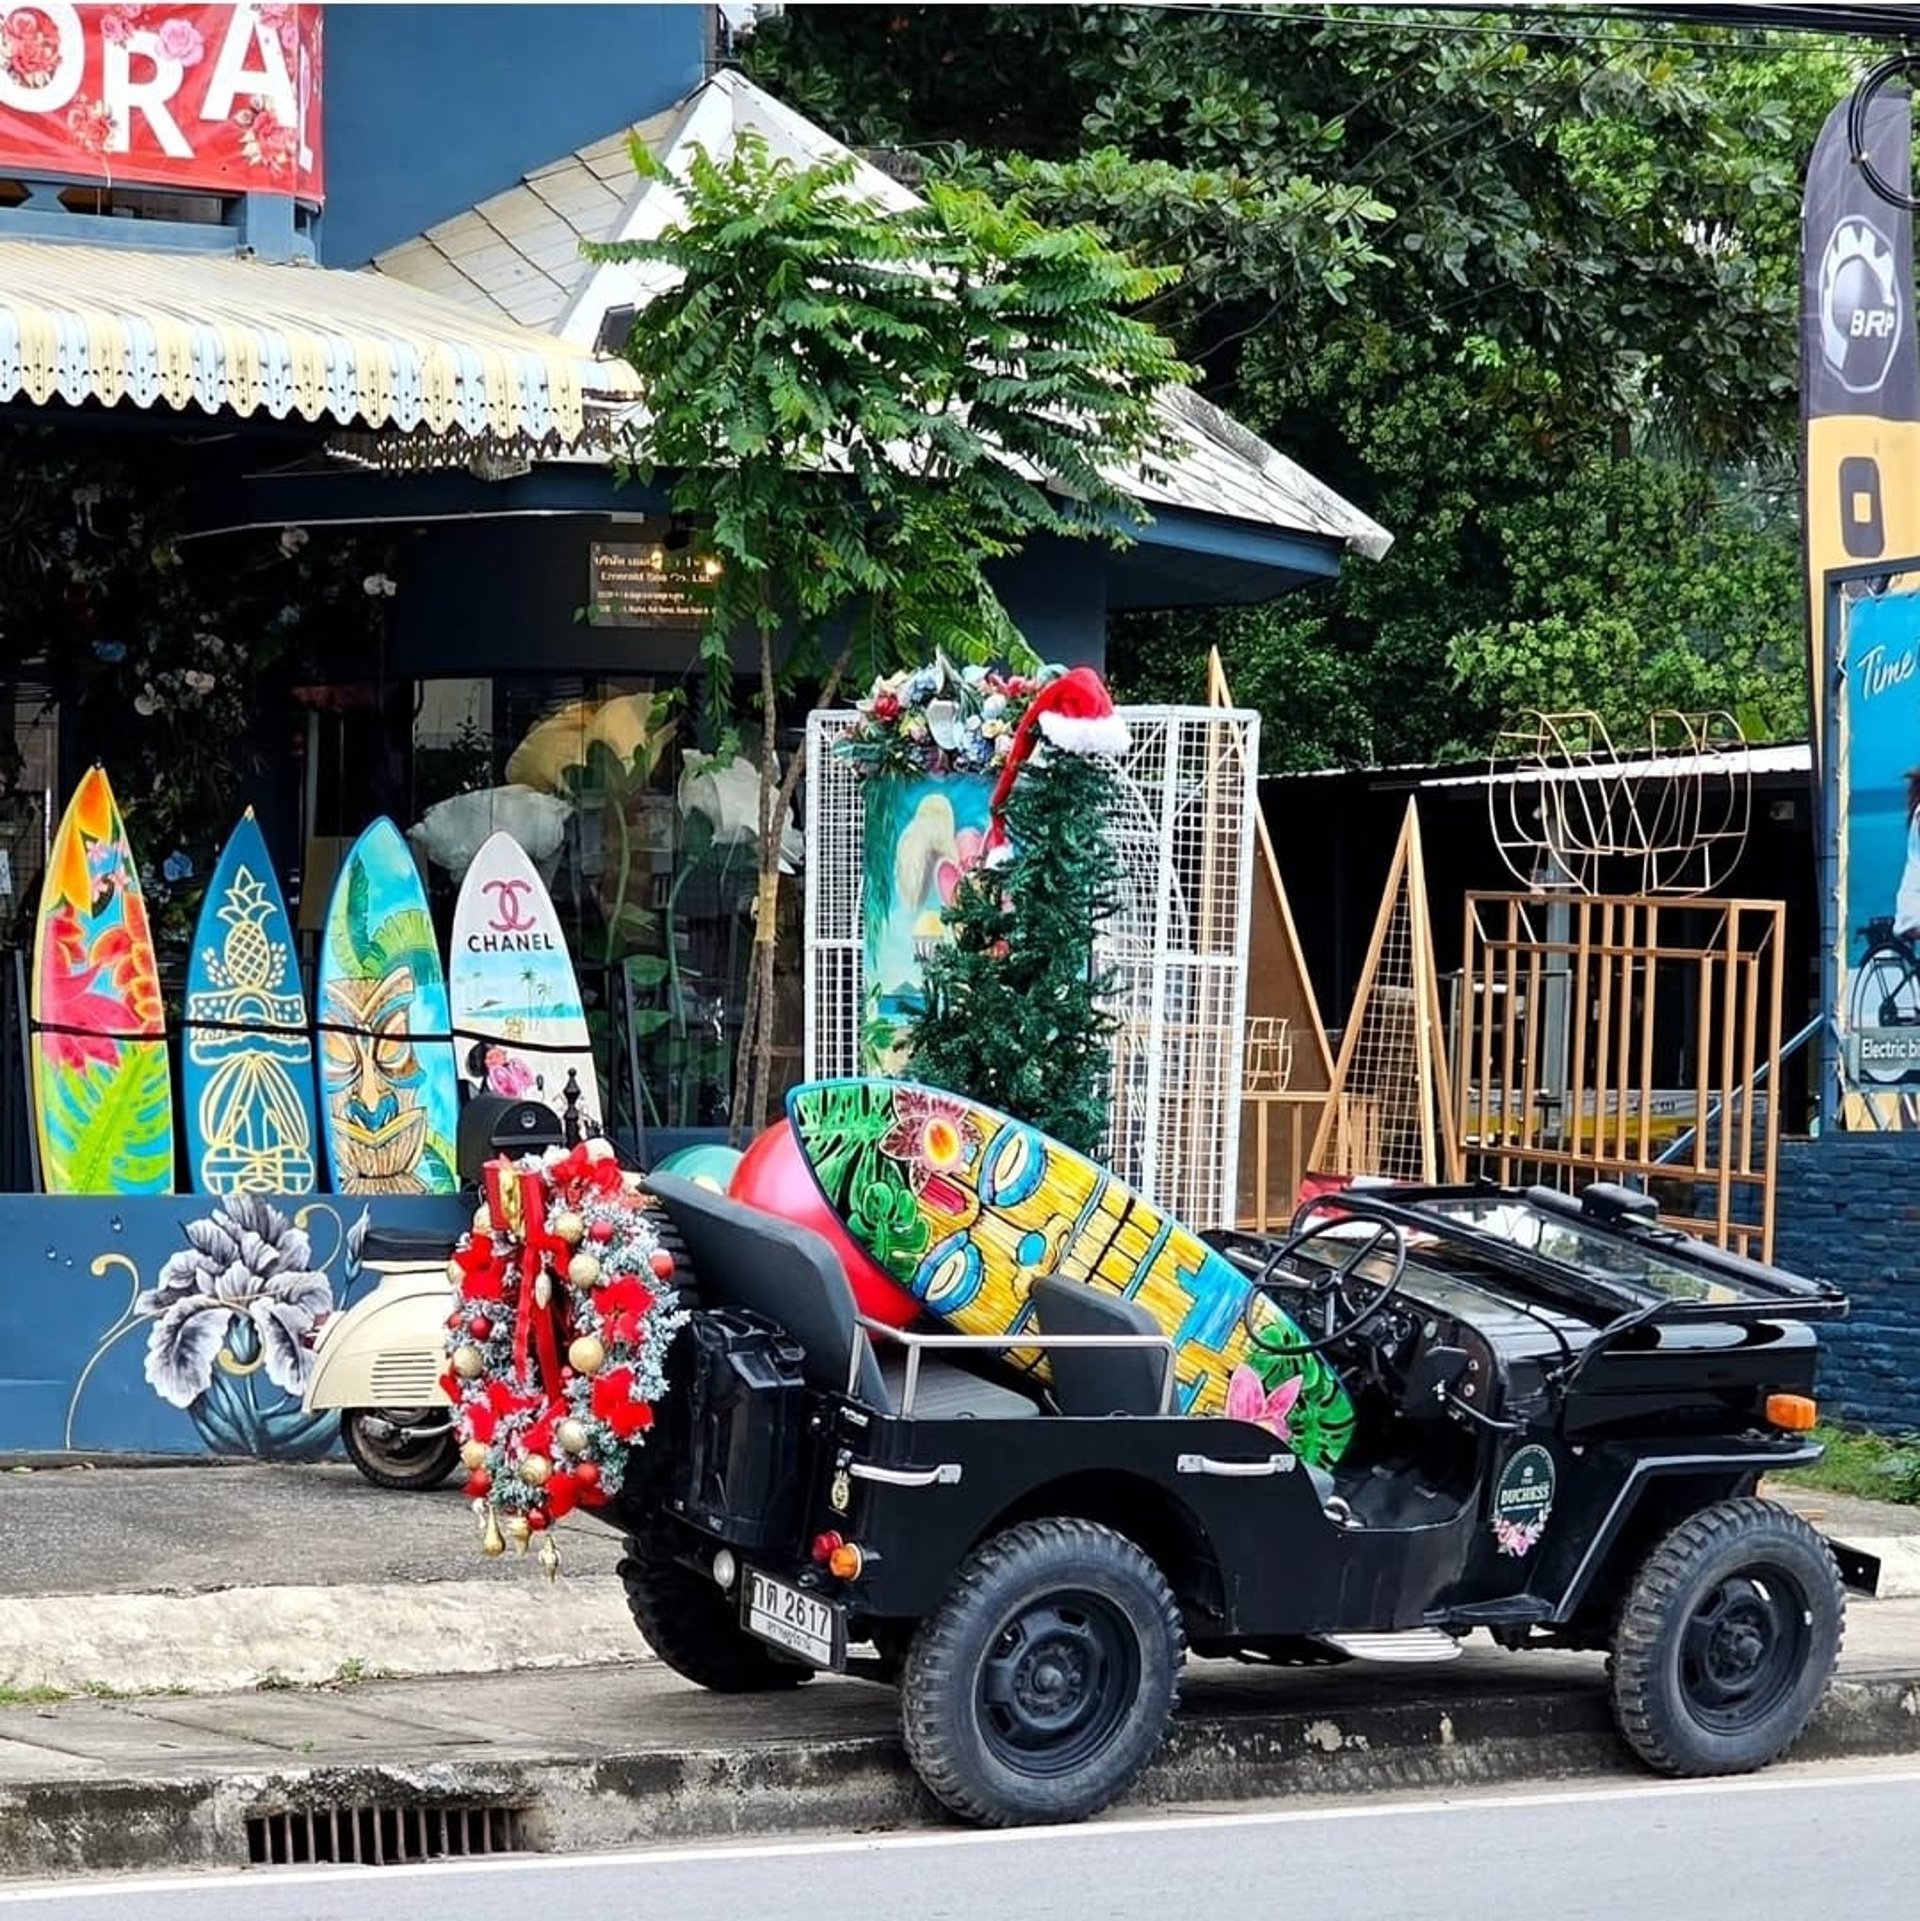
[63,1198,371,1460]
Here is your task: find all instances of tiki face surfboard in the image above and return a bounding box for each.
[449,830,600,1129]
[785,1077,1355,1468]
[316,817,460,1196]
[181,810,320,1195]
[30,767,175,1195]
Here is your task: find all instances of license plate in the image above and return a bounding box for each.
[741,1569,841,1669]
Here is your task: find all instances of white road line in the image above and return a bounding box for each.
[5,1764,1918,1903]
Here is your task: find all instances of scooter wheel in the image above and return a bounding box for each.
[342,1406,461,1492]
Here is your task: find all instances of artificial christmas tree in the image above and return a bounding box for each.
[907,669,1130,1156]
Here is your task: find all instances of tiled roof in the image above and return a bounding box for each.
[372,71,1391,561]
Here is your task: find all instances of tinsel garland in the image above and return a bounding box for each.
[439,1137,687,1578]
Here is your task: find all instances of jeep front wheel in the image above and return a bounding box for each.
[900,1517,1184,1827]
[1609,1496,1844,1776]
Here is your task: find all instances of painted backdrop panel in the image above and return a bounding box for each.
[0,1193,468,1458]
[860,771,994,1073]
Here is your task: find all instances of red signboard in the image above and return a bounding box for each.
[0,4,322,203]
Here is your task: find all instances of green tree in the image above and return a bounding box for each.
[908,753,1121,1154]
[589,130,1189,1132]
[746,5,1864,764]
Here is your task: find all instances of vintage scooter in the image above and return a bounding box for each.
[303,1094,570,1490]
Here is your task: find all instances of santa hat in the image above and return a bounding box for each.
[985,667,1130,860]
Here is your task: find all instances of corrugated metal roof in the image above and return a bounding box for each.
[0,238,639,448]
[372,71,1391,561]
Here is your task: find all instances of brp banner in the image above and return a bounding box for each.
[1803,84,1920,778]
[1830,582,1920,1123]
[0,4,321,202]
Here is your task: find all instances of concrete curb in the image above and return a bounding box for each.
[0,1579,646,1696]
[3,1671,1916,1880]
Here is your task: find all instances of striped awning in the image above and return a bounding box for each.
[0,238,640,448]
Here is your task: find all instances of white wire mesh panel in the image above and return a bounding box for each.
[804,704,1260,1228]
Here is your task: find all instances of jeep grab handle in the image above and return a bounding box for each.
[1175,1453,1297,1478]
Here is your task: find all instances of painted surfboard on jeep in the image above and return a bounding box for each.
[784,1076,1355,1465]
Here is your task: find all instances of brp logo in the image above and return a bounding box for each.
[1820,216,1902,394]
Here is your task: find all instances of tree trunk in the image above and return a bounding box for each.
[726,644,855,1146]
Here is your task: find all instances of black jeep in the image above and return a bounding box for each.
[600,1174,1856,1827]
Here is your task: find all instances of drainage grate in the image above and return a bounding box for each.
[246,1802,529,1868]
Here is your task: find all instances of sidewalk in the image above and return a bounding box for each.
[0,1461,637,1695]
[1,1460,1916,1877]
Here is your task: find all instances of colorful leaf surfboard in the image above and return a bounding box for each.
[30,767,175,1195]
[181,810,320,1195]
[786,1077,1355,1468]
[449,830,600,1127]
[316,818,460,1196]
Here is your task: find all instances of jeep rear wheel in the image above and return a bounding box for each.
[1609,1497,1843,1776]
[900,1518,1184,1827]
[617,1518,812,1693]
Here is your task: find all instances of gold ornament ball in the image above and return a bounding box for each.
[567,1334,607,1377]
[520,1452,552,1487]
[567,1252,603,1291]
[450,1344,486,1380]
[555,1419,589,1455]
[460,1440,488,1472]
[553,1210,586,1246]
[444,1257,465,1288]
[472,1203,494,1234]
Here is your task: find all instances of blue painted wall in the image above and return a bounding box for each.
[1,1193,468,1458]
[319,4,712,267]
[1775,1135,1920,1432]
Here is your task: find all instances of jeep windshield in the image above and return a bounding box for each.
[1404,1193,1845,1320]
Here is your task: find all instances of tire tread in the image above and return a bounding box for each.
[1609,1495,1844,1777]
[900,1516,1185,1827]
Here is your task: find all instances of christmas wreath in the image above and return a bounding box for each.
[439,1138,687,1576]
[835,656,1050,781]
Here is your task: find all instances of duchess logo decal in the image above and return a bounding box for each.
[1491,1444,1555,1558]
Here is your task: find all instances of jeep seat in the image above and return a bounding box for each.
[1028,1273,1171,1416]
[643,1173,1039,1420]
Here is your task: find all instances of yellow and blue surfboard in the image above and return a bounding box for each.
[785,1079,1354,1467]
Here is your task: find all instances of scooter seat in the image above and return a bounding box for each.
[361,1226,459,1264]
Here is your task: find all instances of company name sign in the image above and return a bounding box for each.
[0,3,321,202]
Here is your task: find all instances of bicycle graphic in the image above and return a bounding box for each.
[1848,916,1920,1085]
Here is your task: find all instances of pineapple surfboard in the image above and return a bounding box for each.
[30,767,175,1194]
[181,810,320,1195]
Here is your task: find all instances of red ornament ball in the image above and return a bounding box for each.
[589,1221,616,1244]
[526,1510,548,1531]
[727,1119,919,1329]
[468,1316,492,1341]
[575,1461,600,1488]
[648,1247,675,1281]
[464,1470,491,1499]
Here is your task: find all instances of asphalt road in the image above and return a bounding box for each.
[1,1764,1914,1921]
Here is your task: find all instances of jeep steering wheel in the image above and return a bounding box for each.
[1242,1209,1410,1357]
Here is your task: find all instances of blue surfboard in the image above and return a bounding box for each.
[316,817,460,1196]
[182,810,320,1195]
